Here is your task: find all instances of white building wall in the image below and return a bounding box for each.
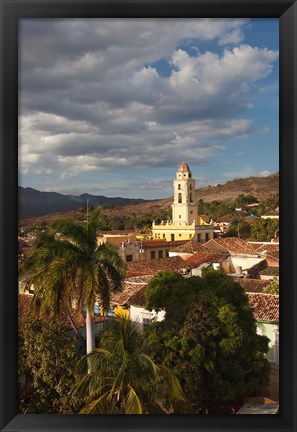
[230,255,263,272]
[129,305,165,330]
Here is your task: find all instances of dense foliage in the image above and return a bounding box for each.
[18,318,81,414]
[71,316,186,414]
[250,218,279,241]
[145,271,270,413]
[20,209,126,353]
[264,278,279,295]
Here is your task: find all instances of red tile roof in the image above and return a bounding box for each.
[178,161,191,172]
[111,276,151,307]
[203,237,258,255]
[126,256,185,276]
[246,292,279,322]
[259,266,279,277]
[236,278,271,293]
[18,294,106,330]
[170,240,206,253]
[246,260,268,278]
[184,251,230,268]
[251,243,279,254]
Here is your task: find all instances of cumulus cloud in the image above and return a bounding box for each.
[18,18,278,196]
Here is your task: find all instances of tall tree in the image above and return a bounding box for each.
[18,318,80,414]
[145,270,270,413]
[71,316,187,414]
[21,209,126,354]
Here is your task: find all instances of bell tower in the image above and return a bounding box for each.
[172,162,197,226]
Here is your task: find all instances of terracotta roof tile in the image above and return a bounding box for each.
[184,251,230,268]
[236,278,271,293]
[246,292,279,322]
[111,276,151,307]
[178,161,191,172]
[251,243,279,254]
[246,260,268,278]
[170,240,206,253]
[203,237,258,255]
[259,266,279,277]
[126,256,185,276]
[18,294,106,330]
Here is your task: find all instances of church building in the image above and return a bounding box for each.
[152,162,214,243]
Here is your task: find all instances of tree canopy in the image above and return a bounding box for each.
[71,315,186,414]
[20,208,126,353]
[18,318,80,414]
[145,270,270,413]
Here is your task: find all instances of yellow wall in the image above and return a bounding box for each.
[152,224,214,243]
[97,233,136,247]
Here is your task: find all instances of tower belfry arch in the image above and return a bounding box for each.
[151,162,214,243]
[172,162,198,226]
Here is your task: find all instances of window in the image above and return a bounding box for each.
[155,233,158,238]
[190,211,193,214]
[158,250,163,258]
[179,215,181,219]
[107,308,114,317]
[178,193,182,203]
[189,173,192,178]
[142,317,152,331]
[163,234,166,239]
[179,234,182,237]
[150,251,156,259]
[190,193,193,203]
[190,184,192,189]
[205,233,209,241]
[189,234,192,239]
[126,254,133,262]
[197,233,202,242]
[171,234,175,241]
[166,250,169,257]
[94,304,100,315]
[178,184,181,190]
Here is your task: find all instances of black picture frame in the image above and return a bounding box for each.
[0,1,296,431]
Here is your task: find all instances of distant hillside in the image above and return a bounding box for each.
[18,187,152,219]
[19,172,279,223]
[194,172,279,203]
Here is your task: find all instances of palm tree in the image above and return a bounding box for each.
[21,208,126,354]
[71,315,187,414]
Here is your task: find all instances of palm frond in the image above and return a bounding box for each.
[125,385,143,414]
[50,218,89,250]
[79,391,119,414]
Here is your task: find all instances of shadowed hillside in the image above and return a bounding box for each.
[19,172,279,225]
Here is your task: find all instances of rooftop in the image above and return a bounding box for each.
[126,255,185,276]
[18,294,106,330]
[170,240,206,253]
[236,278,271,293]
[178,161,191,172]
[111,276,151,307]
[246,292,279,322]
[259,266,279,277]
[184,251,230,268]
[203,237,258,255]
[246,259,268,278]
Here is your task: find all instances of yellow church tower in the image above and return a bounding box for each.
[172,162,197,226]
[152,162,214,243]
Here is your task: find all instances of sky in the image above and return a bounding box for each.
[19,18,279,200]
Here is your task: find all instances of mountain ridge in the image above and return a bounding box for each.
[19,172,279,220]
[18,186,153,219]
